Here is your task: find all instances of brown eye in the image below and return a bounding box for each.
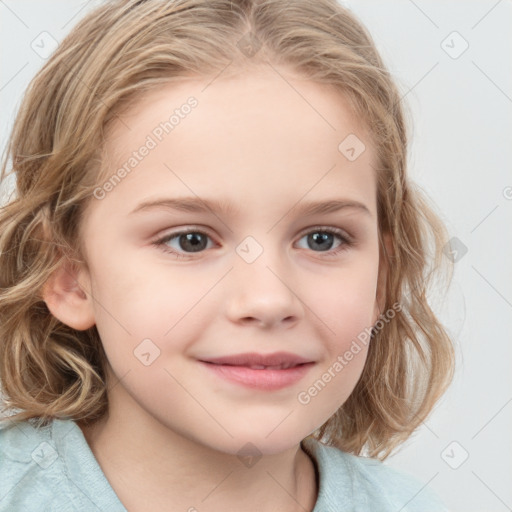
[153,230,214,257]
[174,232,208,252]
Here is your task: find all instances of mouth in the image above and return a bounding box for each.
[201,362,308,370]
[198,351,314,368]
[197,352,315,390]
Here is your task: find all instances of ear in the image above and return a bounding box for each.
[42,255,96,331]
[373,231,393,323]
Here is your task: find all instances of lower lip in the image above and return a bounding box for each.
[199,362,315,391]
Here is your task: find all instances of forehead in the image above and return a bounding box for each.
[94,68,377,220]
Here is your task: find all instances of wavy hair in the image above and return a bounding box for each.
[0,0,454,460]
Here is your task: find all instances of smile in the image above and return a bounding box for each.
[198,360,315,391]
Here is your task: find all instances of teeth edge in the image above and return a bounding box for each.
[212,362,305,369]
[247,364,295,370]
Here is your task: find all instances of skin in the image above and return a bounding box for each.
[43,66,390,512]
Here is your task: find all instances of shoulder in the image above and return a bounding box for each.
[0,416,88,511]
[302,437,450,512]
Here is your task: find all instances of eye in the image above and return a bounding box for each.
[152,229,215,258]
[295,227,353,256]
[152,226,353,259]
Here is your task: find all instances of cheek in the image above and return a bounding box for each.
[86,250,218,363]
[310,257,379,346]
[297,270,375,428]
[297,257,377,412]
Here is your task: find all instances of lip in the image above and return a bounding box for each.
[199,351,313,368]
[197,352,315,391]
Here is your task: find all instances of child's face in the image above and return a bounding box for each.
[76,68,383,454]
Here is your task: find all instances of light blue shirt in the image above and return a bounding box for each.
[0,417,449,511]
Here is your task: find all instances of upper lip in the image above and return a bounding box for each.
[198,351,314,369]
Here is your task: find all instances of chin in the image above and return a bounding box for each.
[216,427,310,457]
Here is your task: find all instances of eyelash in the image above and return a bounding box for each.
[151,226,354,260]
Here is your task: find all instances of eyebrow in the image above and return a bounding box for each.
[129,196,372,218]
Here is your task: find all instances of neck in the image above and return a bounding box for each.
[79,383,318,512]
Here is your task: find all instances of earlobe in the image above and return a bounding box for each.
[42,256,96,331]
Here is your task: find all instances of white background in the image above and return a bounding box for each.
[1,1,511,511]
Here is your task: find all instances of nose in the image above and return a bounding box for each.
[224,250,303,329]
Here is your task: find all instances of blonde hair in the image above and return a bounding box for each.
[0,0,454,460]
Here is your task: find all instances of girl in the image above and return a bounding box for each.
[0,0,455,510]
